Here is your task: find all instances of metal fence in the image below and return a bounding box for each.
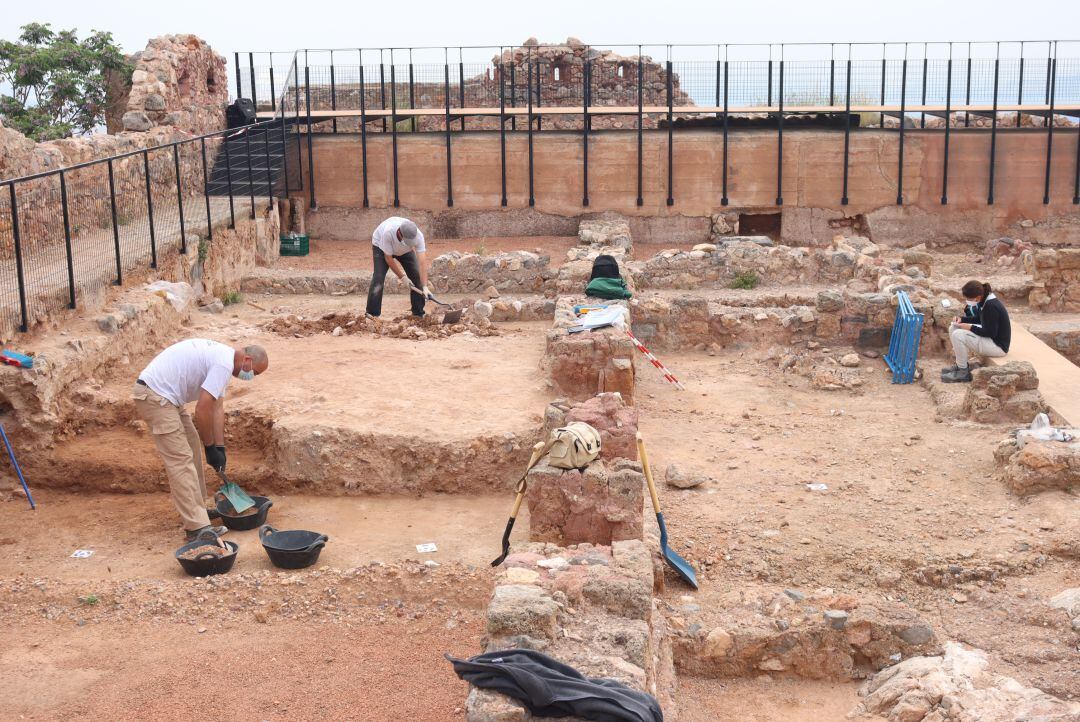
[236,41,1080,120]
[0,119,291,337]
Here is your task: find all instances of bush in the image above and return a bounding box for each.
[730,270,760,290]
[222,290,242,306]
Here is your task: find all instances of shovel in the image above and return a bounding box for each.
[635,433,699,589]
[408,283,462,324]
[490,441,549,567]
[214,469,255,515]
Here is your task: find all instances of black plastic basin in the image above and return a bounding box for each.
[259,524,328,569]
[175,536,238,577]
[216,494,273,531]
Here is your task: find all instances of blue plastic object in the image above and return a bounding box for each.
[884,290,925,384]
[1,350,33,369]
[0,424,35,509]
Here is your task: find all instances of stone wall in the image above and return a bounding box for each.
[962,362,1047,424]
[1029,248,1080,312]
[994,434,1080,495]
[467,540,676,720]
[1,35,229,261]
[543,298,636,401]
[429,250,554,295]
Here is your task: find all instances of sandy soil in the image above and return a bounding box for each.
[276,235,579,272]
[0,491,528,581]
[632,349,1080,698]
[679,677,881,722]
[1,617,482,721]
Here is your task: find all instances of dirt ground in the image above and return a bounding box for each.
[2,236,1078,720]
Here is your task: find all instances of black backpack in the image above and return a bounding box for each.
[589,254,622,281]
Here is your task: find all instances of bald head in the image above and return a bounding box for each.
[234,345,269,377]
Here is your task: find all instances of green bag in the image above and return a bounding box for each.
[585,277,633,300]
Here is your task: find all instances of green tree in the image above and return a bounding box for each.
[0,23,129,141]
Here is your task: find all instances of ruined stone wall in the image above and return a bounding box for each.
[1029,248,1080,312]
[1,35,229,261]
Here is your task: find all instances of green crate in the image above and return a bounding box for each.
[280,233,309,256]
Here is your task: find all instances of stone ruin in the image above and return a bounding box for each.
[961,361,1047,425]
[995,431,1080,495]
[1029,248,1080,312]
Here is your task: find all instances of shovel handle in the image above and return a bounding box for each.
[636,433,662,516]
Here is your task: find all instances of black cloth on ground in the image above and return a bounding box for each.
[447,648,663,722]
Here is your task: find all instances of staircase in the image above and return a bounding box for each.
[205,119,298,198]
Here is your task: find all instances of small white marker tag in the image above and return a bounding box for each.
[70,550,95,558]
[416,543,438,553]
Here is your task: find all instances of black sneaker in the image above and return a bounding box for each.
[206,507,222,520]
[940,365,960,377]
[941,367,973,383]
[185,525,229,542]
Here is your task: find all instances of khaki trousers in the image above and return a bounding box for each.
[132,382,209,531]
[949,327,1006,368]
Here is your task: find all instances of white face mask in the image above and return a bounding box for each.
[238,360,255,381]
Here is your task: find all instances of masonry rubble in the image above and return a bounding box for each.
[669,583,940,680]
[466,541,677,721]
[962,361,1047,425]
[850,642,1080,721]
[994,433,1080,495]
[1029,248,1080,312]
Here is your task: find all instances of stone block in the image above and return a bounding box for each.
[486,584,560,639]
[998,436,1080,495]
[527,460,644,546]
[121,111,152,131]
[563,392,639,461]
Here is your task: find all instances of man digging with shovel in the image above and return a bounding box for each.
[366,216,431,318]
[132,339,269,540]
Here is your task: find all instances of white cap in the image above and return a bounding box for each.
[399,220,419,241]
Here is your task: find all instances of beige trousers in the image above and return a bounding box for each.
[132,382,209,531]
[949,327,1006,368]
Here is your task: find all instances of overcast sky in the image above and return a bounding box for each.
[3,0,1078,61]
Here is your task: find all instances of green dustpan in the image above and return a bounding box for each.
[215,470,255,514]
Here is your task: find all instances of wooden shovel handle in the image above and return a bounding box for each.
[636,433,662,515]
[509,441,548,519]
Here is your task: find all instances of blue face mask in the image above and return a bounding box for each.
[239,369,255,381]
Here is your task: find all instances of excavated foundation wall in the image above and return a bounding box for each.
[296,130,1080,247]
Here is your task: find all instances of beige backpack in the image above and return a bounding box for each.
[547,422,602,469]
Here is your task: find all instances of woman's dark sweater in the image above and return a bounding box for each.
[962,294,1011,352]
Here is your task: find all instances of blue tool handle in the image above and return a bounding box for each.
[0,424,35,509]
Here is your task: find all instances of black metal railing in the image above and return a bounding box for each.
[0,118,292,338]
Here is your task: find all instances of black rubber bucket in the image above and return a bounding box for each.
[175,535,238,577]
[216,494,273,531]
[259,524,328,569]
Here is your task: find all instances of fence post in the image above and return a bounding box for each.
[842,55,851,205]
[988,52,1000,205]
[280,103,289,194]
[536,54,542,132]
[509,61,516,132]
[270,65,276,113]
[964,47,972,128]
[879,51,887,127]
[359,59,369,208]
[767,52,773,107]
[920,54,928,128]
[245,130,256,218]
[897,56,907,205]
[390,61,400,207]
[58,171,76,308]
[224,131,236,229]
[666,58,674,207]
[263,122,274,200]
[379,58,387,132]
[200,137,213,240]
[499,61,507,207]
[1017,46,1025,128]
[330,51,338,134]
[1043,54,1057,205]
[829,44,835,106]
[637,50,644,207]
[234,52,242,99]
[173,144,188,254]
[304,65,317,210]
[942,55,953,205]
[249,52,257,109]
[294,57,302,188]
[408,54,416,133]
[445,61,454,207]
[776,59,784,206]
[582,56,590,207]
[458,59,466,131]
[107,159,123,283]
[8,183,29,331]
[527,51,534,207]
[722,54,729,206]
[143,150,158,268]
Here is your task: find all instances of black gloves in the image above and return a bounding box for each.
[204,445,226,472]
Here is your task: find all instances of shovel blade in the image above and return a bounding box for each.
[661,545,699,589]
[443,309,463,324]
[218,481,255,514]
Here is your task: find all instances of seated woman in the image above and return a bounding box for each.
[942,280,1011,383]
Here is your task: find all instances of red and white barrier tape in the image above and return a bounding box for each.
[624,329,685,390]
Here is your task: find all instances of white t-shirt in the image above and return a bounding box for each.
[372,216,426,257]
[139,339,235,407]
